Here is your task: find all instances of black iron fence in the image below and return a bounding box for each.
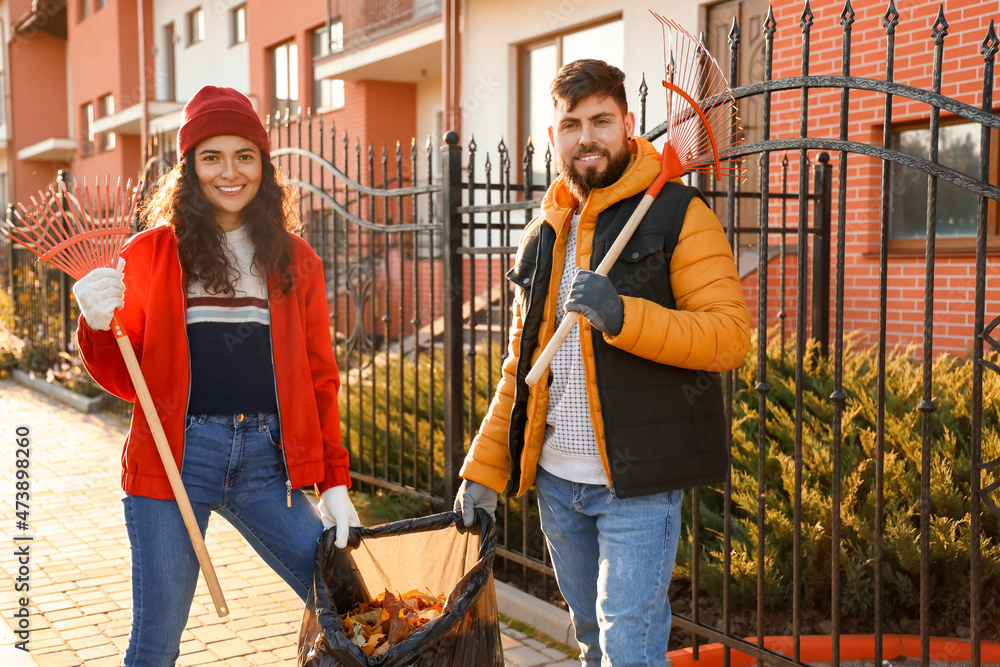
[2,2,999,665]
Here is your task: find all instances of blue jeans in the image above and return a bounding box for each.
[535,465,683,667]
[122,413,325,667]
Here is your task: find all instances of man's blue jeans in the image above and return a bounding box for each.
[535,465,683,667]
[121,413,325,667]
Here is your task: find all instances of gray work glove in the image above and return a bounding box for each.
[564,268,624,336]
[453,479,498,528]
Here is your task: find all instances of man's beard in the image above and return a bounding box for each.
[557,139,632,204]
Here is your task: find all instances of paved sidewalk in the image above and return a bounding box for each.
[0,379,577,667]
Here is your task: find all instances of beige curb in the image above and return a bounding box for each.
[495,579,575,647]
[12,370,106,414]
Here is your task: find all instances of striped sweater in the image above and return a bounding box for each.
[185,225,278,415]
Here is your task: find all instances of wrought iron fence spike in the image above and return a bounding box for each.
[841,0,855,28]
[884,0,900,32]
[983,20,999,57]
[764,5,778,37]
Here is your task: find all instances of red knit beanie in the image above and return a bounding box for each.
[177,85,270,159]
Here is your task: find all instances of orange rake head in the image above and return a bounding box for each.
[1,176,141,281]
[649,11,746,183]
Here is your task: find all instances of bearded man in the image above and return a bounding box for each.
[455,59,751,666]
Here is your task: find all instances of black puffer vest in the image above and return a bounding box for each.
[505,182,728,499]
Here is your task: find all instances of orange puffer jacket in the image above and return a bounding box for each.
[77,225,350,501]
[460,136,751,497]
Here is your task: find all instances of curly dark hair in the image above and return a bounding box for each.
[141,152,300,295]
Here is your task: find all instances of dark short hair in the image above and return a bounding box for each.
[550,59,628,116]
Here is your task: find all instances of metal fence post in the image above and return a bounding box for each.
[441,130,465,506]
[812,152,832,356]
[4,205,13,305]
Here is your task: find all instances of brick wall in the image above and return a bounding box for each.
[7,28,67,203]
[66,0,148,185]
[738,0,999,357]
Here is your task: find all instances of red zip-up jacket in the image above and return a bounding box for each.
[77,225,351,501]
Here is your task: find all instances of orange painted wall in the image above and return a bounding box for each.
[8,27,68,203]
[66,0,150,184]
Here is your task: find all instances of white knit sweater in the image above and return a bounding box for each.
[537,213,607,485]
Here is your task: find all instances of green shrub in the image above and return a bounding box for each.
[677,332,1000,636]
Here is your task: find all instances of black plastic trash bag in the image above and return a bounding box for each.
[298,509,504,666]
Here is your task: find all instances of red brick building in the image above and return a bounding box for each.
[702,0,999,356]
[7,0,72,208]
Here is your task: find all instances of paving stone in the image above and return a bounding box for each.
[86,657,124,667]
[32,653,83,667]
[175,650,220,666]
[75,642,121,661]
[504,645,552,667]
[190,624,234,644]
[524,637,549,651]
[66,633,108,651]
[52,612,109,631]
[43,609,82,623]
[543,646,572,660]
[206,637,256,660]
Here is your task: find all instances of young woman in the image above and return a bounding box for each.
[73,85,359,667]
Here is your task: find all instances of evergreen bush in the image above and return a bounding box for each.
[675,332,1000,637]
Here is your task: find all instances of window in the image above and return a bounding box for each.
[80,0,89,20]
[315,79,345,111]
[231,4,247,46]
[519,18,624,179]
[312,21,343,57]
[271,40,299,116]
[186,7,204,46]
[99,95,115,151]
[96,0,108,9]
[312,23,344,110]
[163,23,177,101]
[889,120,999,248]
[81,103,94,157]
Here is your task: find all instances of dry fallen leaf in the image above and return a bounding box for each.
[338,589,447,656]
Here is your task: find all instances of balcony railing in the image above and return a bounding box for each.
[334,0,442,52]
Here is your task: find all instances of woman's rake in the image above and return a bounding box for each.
[0,176,229,617]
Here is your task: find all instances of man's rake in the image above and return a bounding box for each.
[525,14,746,386]
[0,176,229,617]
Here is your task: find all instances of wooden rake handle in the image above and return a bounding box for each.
[111,312,229,617]
[524,144,681,388]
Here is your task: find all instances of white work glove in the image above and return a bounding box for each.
[317,485,361,549]
[72,258,125,330]
[453,479,498,528]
